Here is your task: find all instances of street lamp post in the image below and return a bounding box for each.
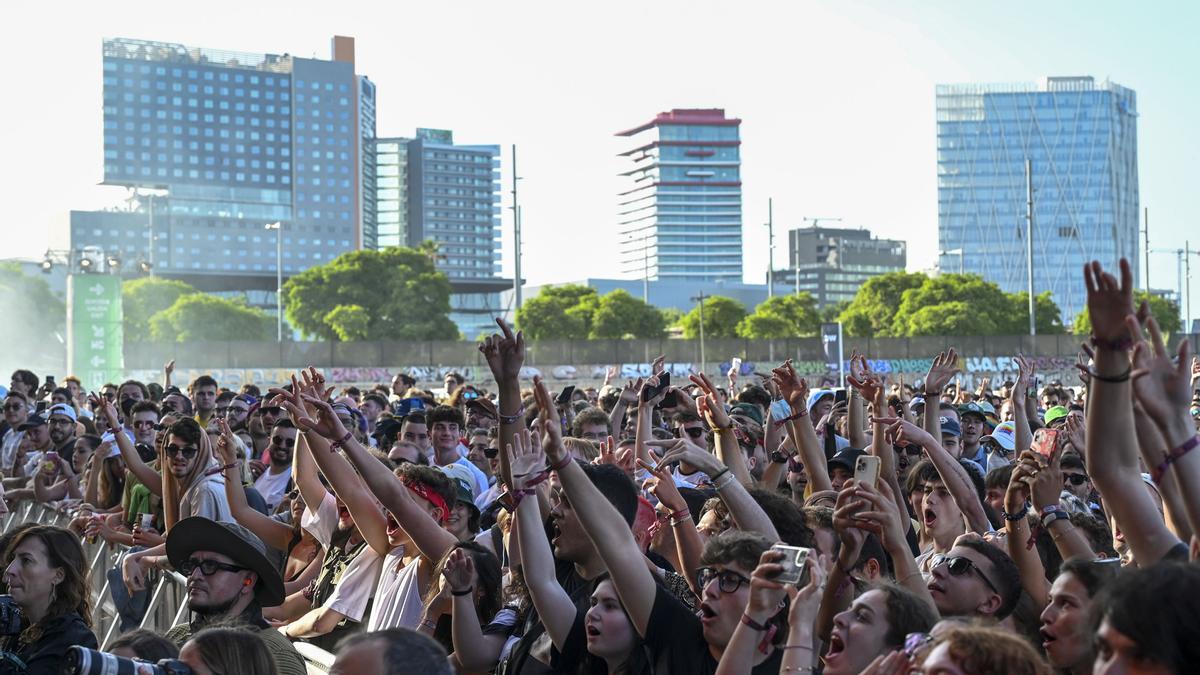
[265,222,283,342]
[690,292,707,375]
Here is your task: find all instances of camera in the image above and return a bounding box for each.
[64,647,191,675]
[0,596,22,635]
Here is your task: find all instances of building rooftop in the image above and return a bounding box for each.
[615,108,741,137]
[103,37,295,74]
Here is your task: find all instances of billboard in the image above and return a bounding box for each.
[67,275,124,390]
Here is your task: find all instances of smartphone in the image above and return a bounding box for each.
[854,455,881,487]
[556,385,576,406]
[1032,428,1059,459]
[772,544,813,586]
[43,451,59,476]
[45,375,56,388]
[730,358,743,376]
[641,373,671,402]
[769,398,793,422]
[657,390,679,409]
[834,388,848,405]
[35,401,48,414]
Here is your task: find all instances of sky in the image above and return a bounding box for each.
[4,0,1199,321]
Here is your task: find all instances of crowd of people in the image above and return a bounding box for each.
[0,258,1198,674]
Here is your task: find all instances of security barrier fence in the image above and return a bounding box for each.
[2,504,334,674]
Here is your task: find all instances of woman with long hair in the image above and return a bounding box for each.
[179,627,277,675]
[0,525,97,675]
[419,542,503,656]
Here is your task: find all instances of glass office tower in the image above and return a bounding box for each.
[617,109,743,283]
[936,76,1139,322]
[72,36,375,292]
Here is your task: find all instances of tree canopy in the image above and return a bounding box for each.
[737,293,820,339]
[590,289,666,339]
[515,284,598,340]
[838,271,927,337]
[149,293,273,342]
[680,296,746,339]
[0,263,66,369]
[123,277,196,341]
[283,244,459,341]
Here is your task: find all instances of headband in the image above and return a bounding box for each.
[402,476,449,523]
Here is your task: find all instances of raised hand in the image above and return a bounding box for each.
[619,378,643,405]
[1083,259,1140,346]
[1021,447,1064,513]
[637,457,686,512]
[691,372,731,429]
[848,480,906,553]
[871,416,935,450]
[831,486,867,567]
[771,359,810,415]
[213,417,238,465]
[638,375,666,410]
[744,548,791,622]
[164,359,175,377]
[785,553,827,629]
[1014,354,1035,398]
[595,436,636,479]
[90,394,120,432]
[1063,413,1086,452]
[478,318,526,382]
[604,366,618,387]
[924,349,960,396]
[1129,314,1195,445]
[532,376,567,463]
[847,352,884,403]
[442,547,476,593]
[647,436,723,479]
[295,394,351,441]
[507,427,549,490]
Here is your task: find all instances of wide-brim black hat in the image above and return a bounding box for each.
[166,517,285,607]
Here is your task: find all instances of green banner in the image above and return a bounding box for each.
[69,275,124,390]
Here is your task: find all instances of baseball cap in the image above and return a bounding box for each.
[828,447,866,474]
[1044,406,1070,427]
[439,463,479,512]
[981,421,1017,452]
[806,390,834,413]
[18,413,47,431]
[939,416,961,437]
[47,403,77,423]
[958,402,987,419]
[729,402,764,427]
[909,396,926,413]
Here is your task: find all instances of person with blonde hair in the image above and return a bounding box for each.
[916,624,1052,675]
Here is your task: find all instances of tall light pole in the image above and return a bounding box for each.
[1024,158,1036,336]
[690,292,708,375]
[1142,206,1150,293]
[265,222,283,342]
[147,194,155,276]
[765,198,774,298]
[511,145,523,313]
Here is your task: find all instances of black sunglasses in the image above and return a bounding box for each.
[483,447,499,459]
[1063,473,1089,486]
[272,435,296,448]
[678,427,706,439]
[179,558,247,577]
[934,555,999,595]
[166,445,199,460]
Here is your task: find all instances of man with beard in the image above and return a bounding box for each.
[253,419,297,512]
[45,403,79,465]
[162,517,306,675]
[190,375,220,427]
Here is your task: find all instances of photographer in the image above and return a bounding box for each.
[0,525,97,674]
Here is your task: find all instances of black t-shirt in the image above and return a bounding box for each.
[506,555,592,675]
[54,438,78,467]
[643,585,783,675]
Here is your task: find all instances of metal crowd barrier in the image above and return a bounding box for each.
[4,502,334,673]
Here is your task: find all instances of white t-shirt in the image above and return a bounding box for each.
[1,429,24,474]
[302,492,383,623]
[367,546,426,631]
[254,465,293,512]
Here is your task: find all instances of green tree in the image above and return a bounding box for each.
[1072,291,1181,335]
[660,307,686,328]
[1007,291,1065,335]
[0,263,66,369]
[737,293,820,339]
[283,245,458,341]
[149,294,273,342]
[838,271,928,337]
[680,296,746,339]
[323,305,371,341]
[890,274,1014,336]
[514,284,599,340]
[590,289,665,339]
[123,277,197,341]
[820,300,850,324]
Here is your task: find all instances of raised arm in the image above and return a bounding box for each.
[1083,260,1181,565]
[634,376,665,470]
[1129,313,1200,540]
[214,419,294,551]
[849,356,909,530]
[478,318,526,490]
[95,396,161,495]
[877,416,989,534]
[772,360,833,493]
[82,440,109,507]
[640,457,704,594]
[444,548,508,672]
[1011,356,1035,456]
[922,350,960,440]
[848,385,868,449]
[852,480,938,616]
[1002,453,1050,608]
[691,373,753,488]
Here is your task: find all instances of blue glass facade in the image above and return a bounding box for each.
[617,109,743,283]
[73,37,374,284]
[936,77,1139,321]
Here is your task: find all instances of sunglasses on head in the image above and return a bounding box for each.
[166,445,199,460]
[272,435,296,448]
[1063,473,1089,486]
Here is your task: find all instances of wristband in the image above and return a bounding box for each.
[1042,509,1071,528]
[1089,334,1135,352]
[206,463,239,477]
[498,406,525,425]
[450,586,474,597]
[708,467,730,483]
[329,431,353,452]
[549,454,573,472]
[1152,435,1200,484]
[1002,504,1029,522]
[740,613,769,631]
[713,472,737,491]
[1083,363,1132,383]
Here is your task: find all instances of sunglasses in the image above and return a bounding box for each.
[166,445,199,460]
[933,555,999,595]
[677,427,706,439]
[1063,473,1089,486]
[483,447,499,459]
[179,558,247,577]
[787,456,804,473]
[696,567,751,595]
[271,435,296,448]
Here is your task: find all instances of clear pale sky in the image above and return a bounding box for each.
[4,0,1198,318]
